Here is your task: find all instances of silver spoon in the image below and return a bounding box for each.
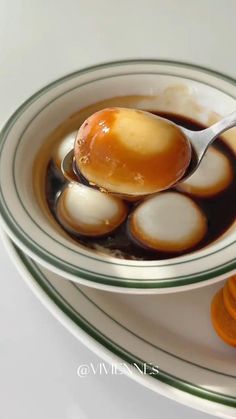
[180,110,236,179]
[61,149,79,182]
[62,110,236,188]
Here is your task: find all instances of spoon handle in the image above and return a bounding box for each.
[206,110,236,138]
[189,110,236,160]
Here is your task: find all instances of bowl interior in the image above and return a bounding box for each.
[1,61,236,287]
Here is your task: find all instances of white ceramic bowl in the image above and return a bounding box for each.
[1,60,236,293]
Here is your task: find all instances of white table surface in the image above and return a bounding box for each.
[1,1,236,418]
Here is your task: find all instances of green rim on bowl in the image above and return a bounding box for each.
[1,59,236,289]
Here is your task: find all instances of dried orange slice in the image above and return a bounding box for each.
[211,289,236,347]
[227,275,236,301]
[223,282,236,321]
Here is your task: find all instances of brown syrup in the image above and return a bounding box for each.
[45,112,236,260]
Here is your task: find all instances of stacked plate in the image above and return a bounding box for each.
[1,60,236,417]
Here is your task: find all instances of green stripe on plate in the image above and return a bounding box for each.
[12,241,236,407]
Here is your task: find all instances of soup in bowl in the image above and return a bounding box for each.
[1,60,236,293]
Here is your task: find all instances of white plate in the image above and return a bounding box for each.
[2,230,236,418]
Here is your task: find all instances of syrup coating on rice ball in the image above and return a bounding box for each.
[178,147,233,197]
[129,192,207,252]
[56,182,128,237]
[75,107,191,196]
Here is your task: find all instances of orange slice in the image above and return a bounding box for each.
[223,282,236,321]
[227,275,236,301]
[211,289,236,347]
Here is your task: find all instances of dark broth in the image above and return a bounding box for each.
[45,112,236,260]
